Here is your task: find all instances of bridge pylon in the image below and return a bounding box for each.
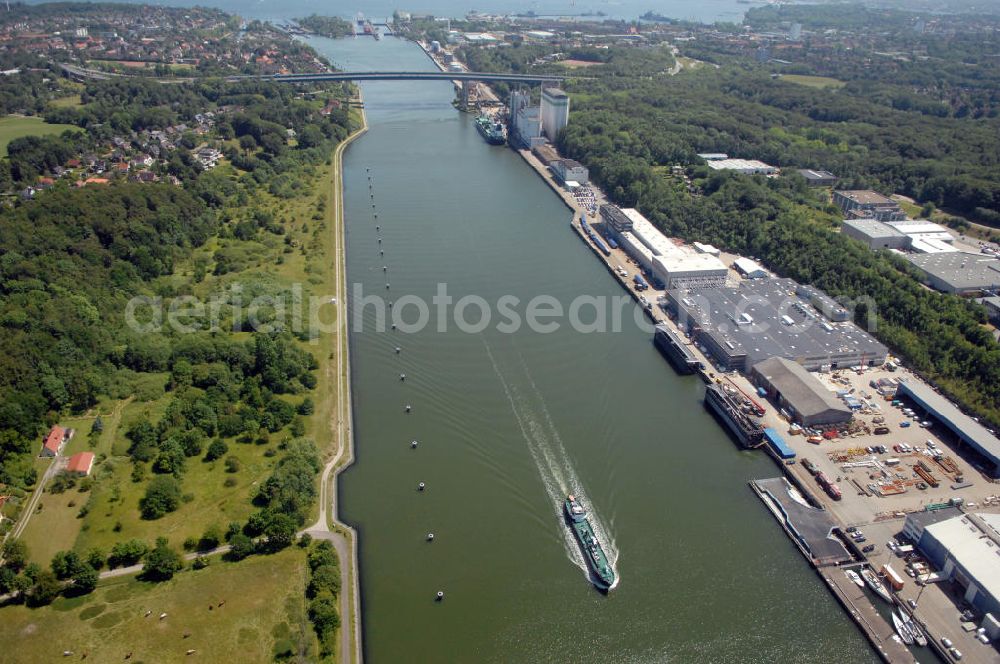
[460,80,473,111]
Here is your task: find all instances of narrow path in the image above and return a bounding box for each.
[7,455,63,543]
[303,95,368,664]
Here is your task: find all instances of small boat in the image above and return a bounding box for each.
[844,569,864,588]
[901,611,927,647]
[861,568,892,603]
[892,611,914,645]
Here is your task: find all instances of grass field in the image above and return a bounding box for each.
[17,484,88,567]
[676,56,706,70]
[50,94,83,108]
[779,74,846,89]
[558,59,603,69]
[0,548,314,663]
[0,115,79,156]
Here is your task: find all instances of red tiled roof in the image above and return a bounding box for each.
[44,426,65,454]
[67,451,95,475]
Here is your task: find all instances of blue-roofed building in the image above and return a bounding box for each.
[764,428,796,460]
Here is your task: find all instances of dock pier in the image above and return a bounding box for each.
[823,571,916,663]
[750,479,915,663]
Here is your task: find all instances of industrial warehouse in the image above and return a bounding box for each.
[903,507,1000,622]
[751,357,853,427]
[664,277,888,372]
[906,252,1000,295]
[842,217,959,254]
[599,204,728,289]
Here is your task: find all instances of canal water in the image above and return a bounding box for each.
[315,35,878,663]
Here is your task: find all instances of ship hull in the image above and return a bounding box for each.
[475,118,506,145]
[653,325,700,374]
[704,384,764,447]
[564,500,616,592]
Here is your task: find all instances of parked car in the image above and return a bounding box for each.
[854,537,867,544]
[899,421,911,428]
[862,544,875,553]
[940,637,953,648]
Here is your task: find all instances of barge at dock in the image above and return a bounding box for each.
[475,114,506,145]
[653,323,701,374]
[564,495,616,592]
[704,383,764,447]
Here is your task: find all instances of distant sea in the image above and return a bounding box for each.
[23,0,759,24]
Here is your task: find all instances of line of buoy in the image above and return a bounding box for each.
[368,168,444,604]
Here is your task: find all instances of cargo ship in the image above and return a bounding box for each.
[704,383,764,447]
[564,495,616,592]
[475,114,506,145]
[653,324,701,374]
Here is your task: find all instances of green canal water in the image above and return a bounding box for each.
[312,35,879,663]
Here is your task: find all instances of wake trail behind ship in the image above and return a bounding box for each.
[482,338,619,583]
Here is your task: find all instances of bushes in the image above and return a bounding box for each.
[305,541,341,655]
[139,475,181,519]
[140,537,183,581]
[108,539,149,568]
[204,439,228,461]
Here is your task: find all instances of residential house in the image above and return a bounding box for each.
[41,425,65,457]
[66,451,95,476]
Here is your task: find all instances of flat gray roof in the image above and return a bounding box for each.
[797,169,837,180]
[907,252,1000,291]
[835,190,896,206]
[897,380,1000,468]
[671,278,888,366]
[926,513,1000,602]
[842,218,905,239]
[906,505,963,531]
[753,357,851,419]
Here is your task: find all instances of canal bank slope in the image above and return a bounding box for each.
[305,95,367,664]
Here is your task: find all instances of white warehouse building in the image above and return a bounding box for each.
[610,207,728,289]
